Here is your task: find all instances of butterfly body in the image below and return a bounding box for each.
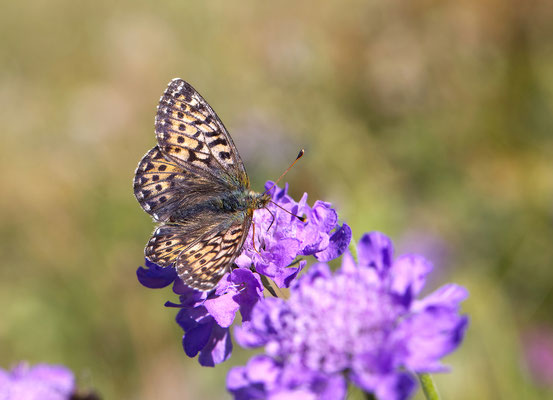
[134,79,270,291]
[164,189,265,221]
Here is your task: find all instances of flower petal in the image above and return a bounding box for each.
[198,323,233,367]
[390,254,433,298]
[315,223,352,262]
[182,319,213,357]
[357,232,394,272]
[136,259,177,288]
[412,284,469,313]
[205,293,240,328]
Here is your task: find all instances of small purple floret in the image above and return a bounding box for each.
[236,182,351,287]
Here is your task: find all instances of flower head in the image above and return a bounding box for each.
[230,232,469,400]
[235,181,351,287]
[0,363,76,400]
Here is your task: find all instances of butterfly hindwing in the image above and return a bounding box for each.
[144,223,200,267]
[176,214,252,291]
[155,78,248,187]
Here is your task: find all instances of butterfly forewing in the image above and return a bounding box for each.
[134,146,192,221]
[155,78,248,187]
[176,215,252,291]
[134,146,236,222]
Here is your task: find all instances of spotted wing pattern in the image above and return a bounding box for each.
[144,224,200,267]
[176,215,252,291]
[134,146,194,221]
[144,214,252,291]
[155,78,248,187]
[134,146,229,222]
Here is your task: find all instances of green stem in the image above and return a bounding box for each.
[418,373,441,400]
[363,392,377,400]
[349,234,358,263]
[260,274,279,297]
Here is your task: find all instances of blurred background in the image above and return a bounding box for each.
[1,0,552,398]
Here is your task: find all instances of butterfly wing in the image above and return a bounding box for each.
[144,223,198,267]
[145,212,252,291]
[176,213,252,291]
[155,78,249,188]
[134,146,234,222]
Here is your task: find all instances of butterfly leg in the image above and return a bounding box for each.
[251,221,263,256]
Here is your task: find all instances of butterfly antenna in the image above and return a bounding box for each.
[268,201,306,222]
[262,149,306,223]
[263,149,304,196]
[265,207,276,231]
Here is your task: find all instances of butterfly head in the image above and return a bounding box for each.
[249,191,271,211]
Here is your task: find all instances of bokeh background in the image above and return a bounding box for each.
[2,0,553,398]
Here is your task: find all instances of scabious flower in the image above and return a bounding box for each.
[235,181,352,288]
[0,362,75,400]
[229,232,469,400]
[136,182,350,366]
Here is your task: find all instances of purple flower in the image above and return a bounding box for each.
[523,327,553,387]
[0,362,75,400]
[173,268,266,366]
[235,182,351,288]
[230,232,469,400]
[136,183,350,366]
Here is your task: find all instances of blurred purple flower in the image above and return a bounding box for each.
[227,355,346,400]
[136,182,350,366]
[229,232,469,400]
[235,181,351,287]
[523,327,553,387]
[0,362,75,400]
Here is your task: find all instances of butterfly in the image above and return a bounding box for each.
[134,79,271,291]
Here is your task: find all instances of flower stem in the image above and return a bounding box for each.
[259,274,279,297]
[363,392,377,400]
[418,373,441,400]
[349,234,358,263]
